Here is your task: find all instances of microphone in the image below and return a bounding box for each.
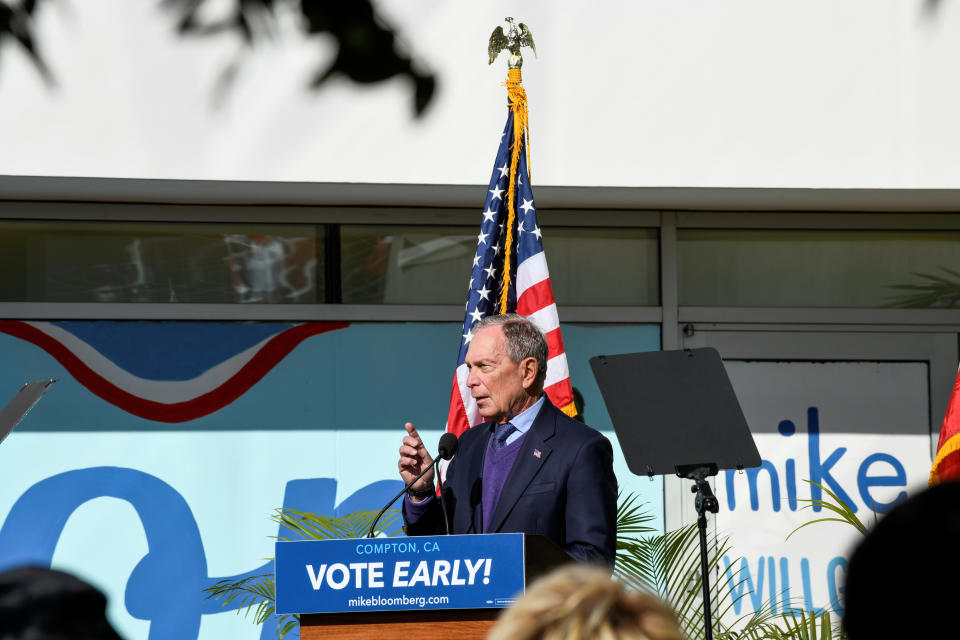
[367,432,459,538]
[437,431,458,460]
[436,433,457,535]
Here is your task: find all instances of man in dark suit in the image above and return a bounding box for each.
[398,314,617,567]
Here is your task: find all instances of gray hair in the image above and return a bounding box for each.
[473,313,548,388]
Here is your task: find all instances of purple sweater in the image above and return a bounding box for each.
[403,430,528,530]
[481,431,527,532]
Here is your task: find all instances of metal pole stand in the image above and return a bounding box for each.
[678,463,720,640]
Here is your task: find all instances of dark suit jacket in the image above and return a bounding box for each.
[404,399,618,567]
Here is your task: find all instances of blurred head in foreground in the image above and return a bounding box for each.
[488,565,684,640]
[0,566,123,640]
[843,481,960,639]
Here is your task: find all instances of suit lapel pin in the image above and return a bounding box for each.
[533,449,542,459]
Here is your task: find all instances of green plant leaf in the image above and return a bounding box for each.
[205,508,401,636]
[885,267,960,308]
[787,480,869,540]
[613,491,843,640]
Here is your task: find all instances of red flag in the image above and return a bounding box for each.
[930,366,960,485]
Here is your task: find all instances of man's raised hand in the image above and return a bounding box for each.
[398,422,434,501]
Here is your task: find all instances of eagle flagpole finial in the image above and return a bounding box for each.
[488,17,536,69]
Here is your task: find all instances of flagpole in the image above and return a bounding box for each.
[445,17,577,441]
[499,67,528,313]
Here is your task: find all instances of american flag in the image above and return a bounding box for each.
[444,109,576,438]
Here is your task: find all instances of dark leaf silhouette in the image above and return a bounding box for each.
[1,1,435,115]
[0,0,53,85]
[164,0,435,115]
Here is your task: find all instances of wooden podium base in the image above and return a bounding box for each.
[300,608,500,639]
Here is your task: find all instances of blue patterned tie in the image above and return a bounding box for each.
[493,422,517,450]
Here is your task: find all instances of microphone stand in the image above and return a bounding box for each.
[367,457,441,538]
[437,460,451,535]
[369,433,458,538]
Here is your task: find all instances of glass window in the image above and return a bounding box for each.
[340,225,478,304]
[678,229,960,308]
[341,225,659,306]
[543,227,659,306]
[0,221,323,303]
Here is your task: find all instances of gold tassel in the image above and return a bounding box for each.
[498,68,530,314]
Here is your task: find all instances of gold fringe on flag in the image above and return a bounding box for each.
[497,67,531,314]
[559,400,578,418]
[930,431,960,485]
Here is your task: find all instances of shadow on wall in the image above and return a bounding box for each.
[0,0,435,116]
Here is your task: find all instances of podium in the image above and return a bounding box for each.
[276,533,573,639]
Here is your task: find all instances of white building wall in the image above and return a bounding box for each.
[2,0,960,188]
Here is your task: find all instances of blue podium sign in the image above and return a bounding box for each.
[275,534,526,615]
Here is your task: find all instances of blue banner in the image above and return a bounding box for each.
[275,534,526,614]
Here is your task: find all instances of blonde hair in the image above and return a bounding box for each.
[487,565,684,640]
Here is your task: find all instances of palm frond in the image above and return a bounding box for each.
[337,509,403,538]
[206,508,401,638]
[885,267,960,308]
[617,491,658,537]
[614,492,829,640]
[787,480,870,540]
[770,610,844,640]
[205,573,274,620]
[615,491,661,592]
[726,601,805,640]
[273,508,402,541]
[204,573,300,638]
[617,533,666,594]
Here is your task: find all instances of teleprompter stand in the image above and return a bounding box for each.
[590,348,760,640]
